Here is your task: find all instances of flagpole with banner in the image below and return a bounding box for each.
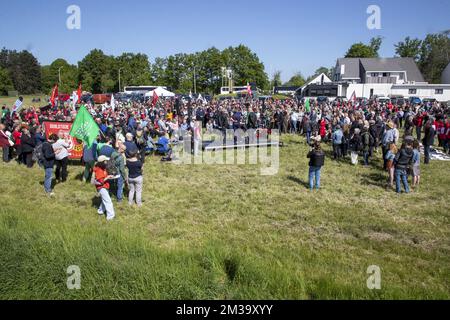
[69,105,100,148]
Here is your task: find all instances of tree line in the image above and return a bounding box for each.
[0,32,448,96]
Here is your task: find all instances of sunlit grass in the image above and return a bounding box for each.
[0,134,449,299]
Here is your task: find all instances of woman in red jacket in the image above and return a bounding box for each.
[12,125,23,164]
[319,118,327,139]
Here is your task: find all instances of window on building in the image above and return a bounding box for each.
[382,73,389,77]
[435,89,443,94]
[399,73,405,80]
[371,73,379,77]
[409,89,417,94]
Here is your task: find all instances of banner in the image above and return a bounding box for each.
[42,121,83,160]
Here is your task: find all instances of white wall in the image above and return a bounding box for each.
[340,83,450,102]
[343,84,393,99]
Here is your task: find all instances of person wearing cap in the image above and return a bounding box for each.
[93,155,115,220]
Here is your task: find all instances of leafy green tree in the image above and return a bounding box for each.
[270,70,282,89]
[284,72,305,87]
[4,50,41,94]
[115,53,152,91]
[222,45,268,90]
[394,37,423,61]
[418,31,450,83]
[345,37,382,58]
[78,49,115,93]
[41,59,78,94]
[0,67,14,95]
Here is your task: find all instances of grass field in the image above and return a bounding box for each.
[0,134,449,300]
[0,95,48,109]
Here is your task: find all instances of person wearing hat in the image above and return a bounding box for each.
[93,155,115,221]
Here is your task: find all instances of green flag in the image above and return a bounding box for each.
[69,106,99,147]
[305,98,311,112]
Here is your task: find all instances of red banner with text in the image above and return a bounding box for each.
[42,121,83,160]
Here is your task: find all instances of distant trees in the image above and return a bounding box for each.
[345,37,383,58]
[0,67,14,95]
[395,31,450,83]
[0,48,41,94]
[283,72,305,87]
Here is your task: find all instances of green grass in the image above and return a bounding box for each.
[0,134,449,299]
[0,94,48,108]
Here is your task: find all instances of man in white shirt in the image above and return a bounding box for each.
[52,131,73,183]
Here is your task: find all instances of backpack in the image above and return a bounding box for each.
[106,152,120,176]
[32,143,45,163]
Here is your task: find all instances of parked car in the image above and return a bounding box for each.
[376,96,391,104]
[390,95,404,105]
[422,98,436,104]
[409,96,422,105]
[316,96,329,104]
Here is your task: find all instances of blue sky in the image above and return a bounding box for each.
[0,0,449,82]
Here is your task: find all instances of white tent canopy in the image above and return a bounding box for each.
[144,87,175,97]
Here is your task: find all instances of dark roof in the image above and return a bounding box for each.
[336,57,425,82]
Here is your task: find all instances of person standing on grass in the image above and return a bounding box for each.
[361,122,371,167]
[385,143,398,189]
[93,155,115,221]
[382,121,397,170]
[412,139,421,189]
[42,134,60,196]
[12,124,23,164]
[307,139,325,191]
[20,126,35,168]
[82,141,97,183]
[332,125,343,160]
[0,123,11,163]
[422,118,435,165]
[126,150,144,207]
[394,141,414,194]
[53,131,72,183]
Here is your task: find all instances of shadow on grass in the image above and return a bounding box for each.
[91,195,102,208]
[287,175,310,189]
[360,172,389,189]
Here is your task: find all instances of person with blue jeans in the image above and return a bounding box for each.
[111,143,128,203]
[307,140,325,191]
[332,125,343,159]
[394,142,414,194]
[41,134,60,196]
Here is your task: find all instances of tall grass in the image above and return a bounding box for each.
[0,134,449,299]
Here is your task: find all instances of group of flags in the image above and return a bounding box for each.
[49,83,82,108]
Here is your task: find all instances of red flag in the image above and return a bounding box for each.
[247,83,252,96]
[50,84,58,107]
[349,91,356,103]
[152,90,159,106]
[77,83,82,104]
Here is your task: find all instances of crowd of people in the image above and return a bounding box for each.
[1,95,449,219]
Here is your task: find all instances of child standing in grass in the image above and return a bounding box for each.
[93,155,115,221]
[385,143,398,189]
[412,140,421,189]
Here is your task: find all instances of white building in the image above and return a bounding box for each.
[333,57,450,102]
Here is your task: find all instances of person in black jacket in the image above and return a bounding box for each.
[307,140,325,191]
[42,134,59,196]
[394,142,414,194]
[20,127,35,168]
[422,119,435,164]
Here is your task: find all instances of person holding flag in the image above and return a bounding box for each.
[12,97,24,114]
[69,105,100,148]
